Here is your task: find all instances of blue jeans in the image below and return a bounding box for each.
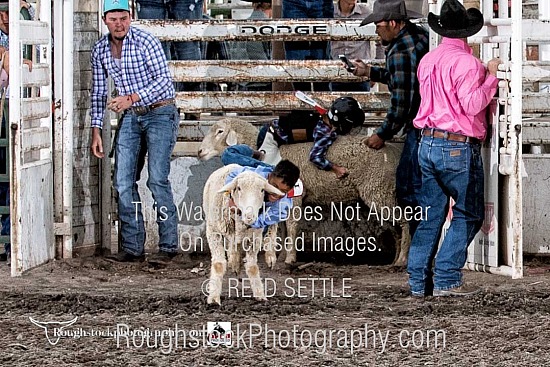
[407,135,484,295]
[221,144,272,168]
[114,104,180,256]
[282,0,333,91]
[395,129,422,236]
[137,0,203,91]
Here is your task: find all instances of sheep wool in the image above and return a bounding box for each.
[198,121,411,267]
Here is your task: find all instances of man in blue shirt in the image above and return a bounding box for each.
[90,0,179,265]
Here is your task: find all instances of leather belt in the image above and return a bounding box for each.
[422,128,480,144]
[129,98,175,116]
[150,98,175,110]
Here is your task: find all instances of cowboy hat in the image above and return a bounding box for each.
[0,0,8,12]
[360,0,422,26]
[428,0,484,38]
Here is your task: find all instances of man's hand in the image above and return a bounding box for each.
[91,127,105,159]
[487,58,502,77]
[108,95,134,113]
[365,134,385,150]
[331,164,349,179]
[22,58,32,72]
[351,60,370,78]
[0,49,32,73]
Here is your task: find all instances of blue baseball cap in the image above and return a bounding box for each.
[103,0,130,14]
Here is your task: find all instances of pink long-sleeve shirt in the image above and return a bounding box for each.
[413,37,499,140]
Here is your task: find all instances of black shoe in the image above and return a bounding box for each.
[147,251,177,266]
[252,150,265,161]
[105,251,145,263]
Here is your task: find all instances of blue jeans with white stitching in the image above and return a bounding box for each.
[114,104,179,256]
[407,135,484,295]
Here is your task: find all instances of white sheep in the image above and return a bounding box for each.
[198,119,411,267]
[203,164,284,305]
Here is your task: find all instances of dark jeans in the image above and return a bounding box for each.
[395,129,422,237]
[407,136,484,295]
[331,81,371,92]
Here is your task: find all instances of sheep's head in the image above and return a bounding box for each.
[198,121,238,161]
[218,171,284,226]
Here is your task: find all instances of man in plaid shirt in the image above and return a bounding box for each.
[91,0,179,265]
[351,0,428,236]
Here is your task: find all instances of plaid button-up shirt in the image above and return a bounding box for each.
[309,119,338,171]
[370,23,429,141]
[90,26,175,128]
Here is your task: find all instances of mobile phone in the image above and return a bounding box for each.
[338,54,356,72]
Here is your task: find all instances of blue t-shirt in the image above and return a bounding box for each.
[225,166,292,229]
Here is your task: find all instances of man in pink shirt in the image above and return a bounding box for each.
[407,0,501,297]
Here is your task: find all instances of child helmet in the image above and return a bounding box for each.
[327,97,365,135]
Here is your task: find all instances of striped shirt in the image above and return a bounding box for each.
[0,31,7,49]
[90,26,175,129]
[370,23,429,141]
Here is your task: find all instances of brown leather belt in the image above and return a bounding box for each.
[150,98,175,110]
[422,128,480,144]
[130,98,175,116]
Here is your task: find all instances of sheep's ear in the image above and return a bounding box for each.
[264,182,284,197]
[225,130,238,146]
[218,180,237,194]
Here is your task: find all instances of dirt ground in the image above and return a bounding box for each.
[0,253,549,367]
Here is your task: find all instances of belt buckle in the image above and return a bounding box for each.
[133,106,149,116]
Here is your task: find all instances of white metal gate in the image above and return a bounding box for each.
[9,1,54,275]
